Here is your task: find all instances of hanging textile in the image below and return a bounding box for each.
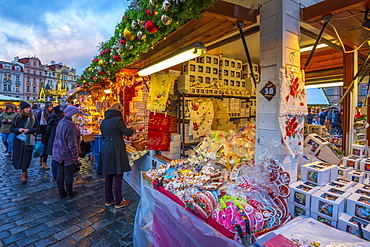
[188,98,214,139]
[147,73,175,112]
[211,99,230,130]
[279,68,307,157]
[279,68,308,116]
[147,112,171,151]
[279,115,305,156]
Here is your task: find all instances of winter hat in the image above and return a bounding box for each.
[20,101,31,110]
[53,105,63,115]
[45,102,53,108]
[64,105,79,117]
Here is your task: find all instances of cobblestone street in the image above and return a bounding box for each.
[0,149,139,247]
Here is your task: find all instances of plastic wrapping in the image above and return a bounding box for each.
[134,180,243,247]
[258,216,370,246]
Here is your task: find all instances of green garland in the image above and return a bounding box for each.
[77,0,219,89]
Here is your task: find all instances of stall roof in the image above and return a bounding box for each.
[126,1,258,70]
[0,95,23,102]
[305,88,331,106]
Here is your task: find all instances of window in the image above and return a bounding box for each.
[361,85,368,95]
[326,87,334,95]
[40,79,43,83]
[27,77,30,82]
[3,84,7,91]
[27,86,30,92]
[40,72,42,76]
[33,61,36,66]
[16,75,20,82]
[27,96,30,101]
[16,85,19,92]
[27,69,30,73]
[33,97,37,100]
[33,70,36,75]
[33,78,36,83]
[33,87,36,93]
[7,85,11,91]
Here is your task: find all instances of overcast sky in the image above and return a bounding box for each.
[0,0,129,75]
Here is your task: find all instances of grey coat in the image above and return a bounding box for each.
[98,109,133,175]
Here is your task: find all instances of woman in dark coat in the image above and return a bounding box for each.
[98,103,133,208]
[37,101,53,169]
[10,101,40,184]
[46,105,64,180]
[52,105,80,199]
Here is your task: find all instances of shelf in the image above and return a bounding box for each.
[183,142,200,146]
[183,93,252,99]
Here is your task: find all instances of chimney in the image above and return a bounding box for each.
[51,61,55,65]
[13,56,19,62]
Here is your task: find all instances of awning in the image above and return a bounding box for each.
[306,88,331,106]
[65,87,82,98]
[0,94,24,102]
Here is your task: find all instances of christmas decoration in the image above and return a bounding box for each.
[126,44,134,50]
[137,19,145,28]
[146,8,156,16]
[124,28,135,41]
[131,20,138,29]
[161,15,172,25]
[162,0,171,11]
[137,31,146,40]
[119,39,126,45]
[149,0,155,6]
[145,20,158,33]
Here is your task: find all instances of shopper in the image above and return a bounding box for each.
[31,104,40,117]
[10,101,40,184]
[318,108,327,125]
[98,103,133,208]
[37,102,54,169]
[1,104,16,157]
[52,105,80,199]
[46,105,64,180]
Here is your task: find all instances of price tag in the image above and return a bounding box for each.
[260,81,276,101]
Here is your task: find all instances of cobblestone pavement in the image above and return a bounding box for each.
[0,150,140,247]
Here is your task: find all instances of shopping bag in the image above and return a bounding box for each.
[16,133,27,142]
[32,140,44,158]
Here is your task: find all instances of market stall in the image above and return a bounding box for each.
[72,0,370,245]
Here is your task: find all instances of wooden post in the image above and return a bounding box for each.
[343,52,354,154]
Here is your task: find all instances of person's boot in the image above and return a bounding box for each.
[42,162,50,170]
[21,172,27,184]
[38,158,43,166]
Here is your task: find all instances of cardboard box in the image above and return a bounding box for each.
[183,60,196,74]
[348,186,370,197]
[288,181,320,208]
[347,193,370,222]
[304,134,330,156]
[320,185,352,199]
[338,166,354,179]
[308,124,326,136]
[342,156,362,170]
[360,158,370,174]
[338,213,370,239]
[355,183,370,193]
[317,145,341,165]
[220,58,230,68]
[347,170,366,183]
[288,201,310,217]
[236,60,242,70]
[311,190,345,221]
[310,212,337,227]
[301,162,338,186]
[328,178,356,191]
[351,144,367,158]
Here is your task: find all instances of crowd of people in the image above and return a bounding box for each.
[306,107,343,135]
[0,101,133,208]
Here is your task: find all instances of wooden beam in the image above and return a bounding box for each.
[302,0,370,22]
[205,1,258,23]
[300,27,342,52]
[343,52,355,153]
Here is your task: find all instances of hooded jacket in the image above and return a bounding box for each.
[98,109,133,175]
[52,116,81,166]
[1,111,17,133]
[46,113,64,155]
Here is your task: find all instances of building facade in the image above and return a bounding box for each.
[0,60,24,99]
[42,61,78,102]
[18,56,45,101]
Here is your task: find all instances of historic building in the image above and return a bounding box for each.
[41,61,78,102]
[18,56,45,101]
[0,60,24,99]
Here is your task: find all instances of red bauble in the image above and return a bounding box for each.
[145,20,158,33]
[100,51,104,56]
[113,55,120,61]
[93,59,99,62]
[105,49,110,54]
[98,71,105,75]
[77,84,81,87]
[120,39,126,45]
[146,8,156,16]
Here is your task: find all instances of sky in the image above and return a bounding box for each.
[0,0,129,75]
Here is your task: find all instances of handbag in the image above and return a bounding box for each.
[17,133,27,142]
[32,140,44,158]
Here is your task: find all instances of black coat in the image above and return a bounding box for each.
[98,110,133,175]
[10,115,40,170]
[46,114,64,155]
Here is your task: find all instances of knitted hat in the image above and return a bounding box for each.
[64,105,79,117]
[20,101,31,110]
[53,105,63,115]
